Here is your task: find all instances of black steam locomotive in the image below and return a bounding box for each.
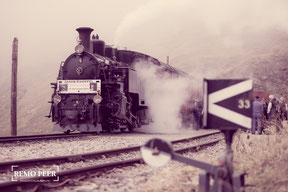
[48,27,187,133]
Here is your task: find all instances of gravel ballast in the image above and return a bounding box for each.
[0,129,218,162]
[46,141,226,192]
[0,128,223,191]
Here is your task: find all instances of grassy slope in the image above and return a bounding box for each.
[233,123,288,191]
[0,74,55,136]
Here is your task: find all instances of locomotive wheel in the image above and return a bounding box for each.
[128,124,135,132]
[108,124,119,133]
[136,115,141,128]
[120,128,127,133]
[101,122,110,133]
[108,128,115,133]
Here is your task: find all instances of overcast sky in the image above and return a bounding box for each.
[0,0,150,84]
[1,0,288,85]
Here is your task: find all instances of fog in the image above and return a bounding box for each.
[2,0,288,85]
[115,0,288,78]
[0,0,150,134]
[0,0,150,86]
[0,0,288,135]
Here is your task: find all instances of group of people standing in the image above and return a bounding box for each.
[252,95,287,134]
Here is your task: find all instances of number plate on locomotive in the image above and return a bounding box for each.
[57,79,101,94]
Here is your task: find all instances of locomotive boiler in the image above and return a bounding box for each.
[47,27,187,133]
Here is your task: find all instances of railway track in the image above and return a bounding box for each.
[0,132,100,143]
[0,130,188,143]
[0,131,223,191]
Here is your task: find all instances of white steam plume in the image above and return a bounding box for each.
[134,60,194,133]
[114,0,288,78]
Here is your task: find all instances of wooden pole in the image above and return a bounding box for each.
[11,38,18,136]
[166,56,169,65]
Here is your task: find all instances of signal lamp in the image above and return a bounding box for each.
[75,44,85,54]
[53,95,62,105]
[93,95,102,104]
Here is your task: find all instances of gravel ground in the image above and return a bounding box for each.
[0,129,219,162]
[0,128,222,191]
[45,140,226,192]
[0,129,221,182]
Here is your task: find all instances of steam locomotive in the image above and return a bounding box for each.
[47,27,188,133]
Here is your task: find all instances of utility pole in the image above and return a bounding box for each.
[166,56,169,65]
[11,38,18,136]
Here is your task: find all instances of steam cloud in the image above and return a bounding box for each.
[114,0,288,78]
[134,60,195,133]
[114,0,288,133]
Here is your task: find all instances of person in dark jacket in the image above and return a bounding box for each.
[267,95,277,121]
[261,98,268,120]
[253,96,264,134]
[279,97,287,121]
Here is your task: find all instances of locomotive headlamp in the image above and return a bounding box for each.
[93,95,102,104]
[53,95,62,105]
[104,59,110,65]
[75,44,85,54]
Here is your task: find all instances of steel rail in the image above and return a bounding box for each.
[0,132,99,143]
[0,137,223,191]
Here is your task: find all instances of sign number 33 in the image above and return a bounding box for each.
[238,99,250,109]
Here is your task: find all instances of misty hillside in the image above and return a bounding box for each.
[218,30,288,96]
[1,0,288,136]
[0,72,55,136]
[221,48,288,96]
[1,41,287,136]
[1,29,288,136]
[173,29,288,96]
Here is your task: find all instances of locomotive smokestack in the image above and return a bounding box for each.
[76,27,94,52]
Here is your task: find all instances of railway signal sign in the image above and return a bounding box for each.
[203,79,253,130]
